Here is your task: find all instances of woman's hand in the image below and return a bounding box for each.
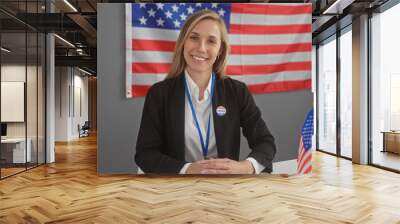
[186,158,255,174]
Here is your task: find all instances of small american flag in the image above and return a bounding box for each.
[297,109,314,174]
[125,3,312,97]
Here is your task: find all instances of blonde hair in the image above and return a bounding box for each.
[166,10,229,79]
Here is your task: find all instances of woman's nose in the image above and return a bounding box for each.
[197,40,207,52]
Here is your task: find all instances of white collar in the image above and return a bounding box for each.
[184,70,213,103]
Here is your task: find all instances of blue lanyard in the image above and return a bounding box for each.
[183,73,216,159]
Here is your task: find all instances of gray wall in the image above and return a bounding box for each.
[98,3,313,174]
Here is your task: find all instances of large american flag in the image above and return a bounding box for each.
[126,3,312,97]
[297,109,314,174]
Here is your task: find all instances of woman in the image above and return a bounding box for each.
[135,10,276,174]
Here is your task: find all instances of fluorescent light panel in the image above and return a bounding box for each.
[78,67,92,76]
[323,0,355,15]
[1,47,11,53]
[63,0,78,12]
[54,34,75,48]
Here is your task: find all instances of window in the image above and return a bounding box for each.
[339,28,352,158]
[318,36,337,154]
[371,3,400,171]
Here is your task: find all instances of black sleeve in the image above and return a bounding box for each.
[237,82,277,173]
[134,84,186,174]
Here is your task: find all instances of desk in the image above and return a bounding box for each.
[1,138,31,163]
[382,131,400,154]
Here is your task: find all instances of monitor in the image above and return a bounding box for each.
[1,123,7,137]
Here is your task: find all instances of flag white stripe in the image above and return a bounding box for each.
[228,53,311,65]
[230,13,311,25]
[132,74,167,85]
[131,71,310,85]
[231,72,310,85]
[230,33,311,45]
[299,160,311,174]
[132,51,173,63]
[132,27,311,45]
[132,51,311,65]
[132,27,179,41]
[298,150,311,172]
[244,3,311,7]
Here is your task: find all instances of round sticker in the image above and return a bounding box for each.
[216,106,226,116]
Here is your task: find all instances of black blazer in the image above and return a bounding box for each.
[135,74,276,174]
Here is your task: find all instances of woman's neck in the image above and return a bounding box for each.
[187,70,211,100]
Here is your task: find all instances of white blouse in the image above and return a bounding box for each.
[179,71,265,174]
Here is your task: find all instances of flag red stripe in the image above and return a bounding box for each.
[247,79,311,93]
[132,39,176,52]
[297,149,305,170]
[132,63,171,74]
[231,3,312,15]
[226,61,311,75]
[132,61,311,75]
[303,165,312,174]
[132,40,311,55]
[298,151,312,172]
[230,24,311,35]
[132,85,151,97]
[132,79,311,97]
[231,43,311,54]
[298,145,305,162]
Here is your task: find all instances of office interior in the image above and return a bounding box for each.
[0,0,400,222]
[0,0,97,179]
[1,0,398,180]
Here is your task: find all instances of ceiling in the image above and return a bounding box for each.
[0,0,392,76]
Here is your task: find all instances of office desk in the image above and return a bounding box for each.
[382,131,400,154]
[0,138,31,163]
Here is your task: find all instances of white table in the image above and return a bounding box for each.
[1,138,31,163]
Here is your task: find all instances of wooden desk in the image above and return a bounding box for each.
[382,131,400,154]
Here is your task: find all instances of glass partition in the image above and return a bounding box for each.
[0,1,46,179]
[27,30,38,169]
[1,30,28,177]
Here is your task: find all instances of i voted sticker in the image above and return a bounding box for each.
[216,106,226,116]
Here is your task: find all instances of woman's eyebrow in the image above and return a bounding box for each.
[189,32,218,39]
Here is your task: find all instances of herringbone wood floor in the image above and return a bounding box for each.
[1,134,400,224]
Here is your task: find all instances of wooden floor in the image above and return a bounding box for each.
[1,135,400,223]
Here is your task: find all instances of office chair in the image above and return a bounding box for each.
[79,121,90,138]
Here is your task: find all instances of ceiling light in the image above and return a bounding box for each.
[63,0,78,12]
[323,0,355,15]
[78,67,93,76]
[1,47,11,53]
[54,34,75,48]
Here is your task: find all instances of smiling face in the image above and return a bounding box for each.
[183,19,222,77]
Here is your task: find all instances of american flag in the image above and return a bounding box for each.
[297,109,314,174]
[125,3,312,97]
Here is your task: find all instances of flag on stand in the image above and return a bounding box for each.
[125,3,312,97]
[297,109,314,174]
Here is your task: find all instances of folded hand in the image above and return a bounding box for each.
[186,158,254,174]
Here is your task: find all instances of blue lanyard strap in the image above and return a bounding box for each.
[183,73,216,159]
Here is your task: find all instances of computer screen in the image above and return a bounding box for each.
[1,123,7,137]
